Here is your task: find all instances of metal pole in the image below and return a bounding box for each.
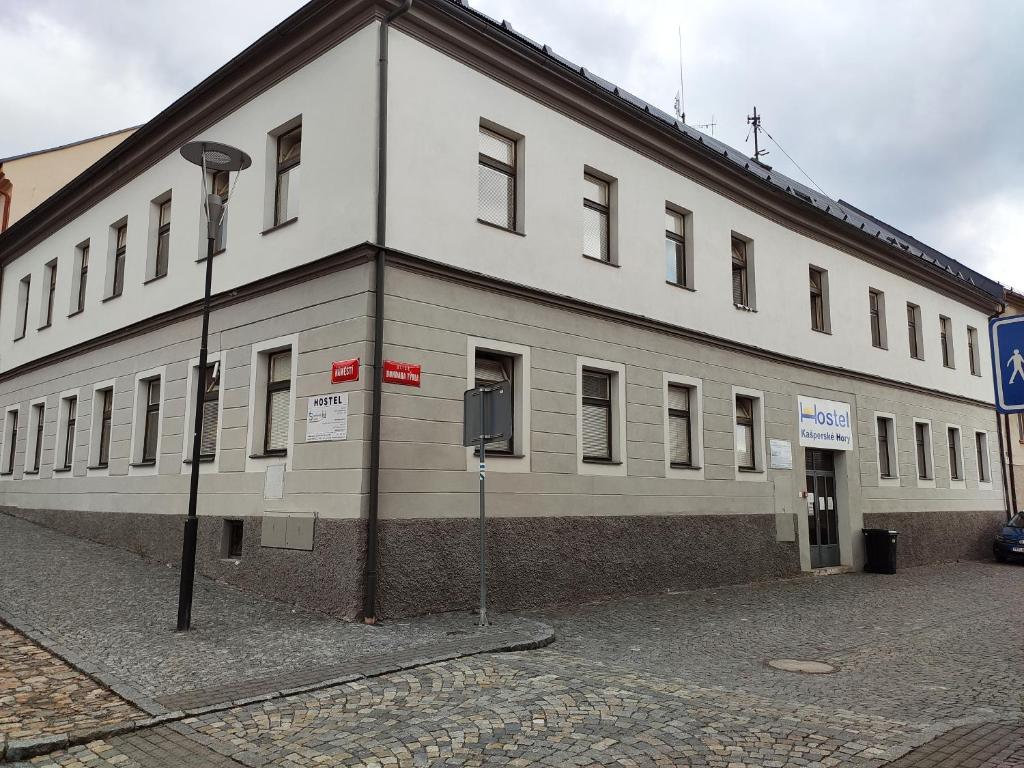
[176,231,215,631]
[478,391,487,627]
[1006,413,1018,517]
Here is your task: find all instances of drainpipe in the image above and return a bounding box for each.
[364,0,413,624]
[992,302,1014,521]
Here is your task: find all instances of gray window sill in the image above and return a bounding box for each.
[86,465,109,471]
[260,217,298,236]
[142,273,167,286]
[249,451,287,459]
[582,457,622,465]
[733,303,757,312]
[476,218,525,237]
[67,309,84,319]
[129,460,156,467]
[811,327,832,336]
[23,469,39,475]
[37,323,52,332]
[665,281,695,292]
[101,293,123,303]
[13,334,25,342]
[0,471,12,477]
[52,467,72,474]
[670,463,702,470]
[182,456,215,465]
[737,466,764,473]
[582,254,619,268]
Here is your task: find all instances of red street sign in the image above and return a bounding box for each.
[331,358,360,384]
[382,360,421,386]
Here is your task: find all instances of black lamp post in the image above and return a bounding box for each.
[176,141,251,631]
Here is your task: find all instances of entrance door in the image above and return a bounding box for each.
[805,449,840,568]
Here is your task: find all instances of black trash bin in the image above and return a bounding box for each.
[863,528,899,574]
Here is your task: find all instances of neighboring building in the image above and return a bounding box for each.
[0,127,136,232]
[0,0,1008,619]
[1000,289,1024,513]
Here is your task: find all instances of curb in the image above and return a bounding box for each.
[0,615,554,764]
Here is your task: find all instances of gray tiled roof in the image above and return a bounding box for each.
[449,1,1004,301]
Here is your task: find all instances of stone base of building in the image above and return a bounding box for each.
[861,509,1005,569]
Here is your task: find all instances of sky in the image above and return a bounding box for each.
[2,0,1022,289]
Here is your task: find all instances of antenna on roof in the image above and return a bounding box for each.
[673,27,685,123]
[693,115,717,135]
[746,106,768,163]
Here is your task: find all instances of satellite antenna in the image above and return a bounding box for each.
[674,26,685,123]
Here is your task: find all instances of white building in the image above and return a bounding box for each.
[0,0,1007,619]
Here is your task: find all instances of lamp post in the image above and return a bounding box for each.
[176,141,251,631]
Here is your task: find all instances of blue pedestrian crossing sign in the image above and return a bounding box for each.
[990,316,1024,413]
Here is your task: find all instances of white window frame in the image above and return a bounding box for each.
[808,264,831,333]
[87,380,116,476]
[576,356,627,477]
[663,373,703,480]
[1,405,21,476]
[868,288,887,349]
[129,367,166,476]
[730,232,756,311]
[477,119,525,234]
[873,411,900,487]
[732,386,766,481]
[181,352,225,474]
[53,389,80,478]
[246,334,299,472]
[466,338,531,474]
[946,423,965,489]
[975,429,992,490]
[69,239,90,315]
[14,274,31,340]
[913,417,935,488]
[582,166,618,265]
[39,259,58,329]
[25,397,47,477]
[105,217,128,299]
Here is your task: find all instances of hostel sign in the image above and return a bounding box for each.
[797,395,852,450]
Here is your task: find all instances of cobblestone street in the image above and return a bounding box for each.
[10,556,1024,767]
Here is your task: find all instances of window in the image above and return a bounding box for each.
[976,431,991,484]
[940,316,954,368]
[967,326,980,376]
[274,125,301,225]
[914,421,932,480]
[473,352,513,454]
[222,519,244,559]
[58,396,77,470]
[264,351,291,454]
[27,402,44,473]
[947,426,963,482]
[876,415,897,480]
[735,395,756,470]
[1018,413,1024,445]
[110,222,127,298]
[808,266,829,332]
[869,289,887,348]
[15,275,30,340]
[72,241,89,314]
[185,363,220,462]
[581,370,612,460]
[667,384,693,467]
[478,126,516,230]
[582,173,610,262]
[211,171,229,253]
[907,303,923,359]
[91,386,113,469]
[665,208,687,287]
[2,408,18,474]
[133,378,161,465]
[41,260,57,328]
[152,197,171,279]
[731,236,753,308]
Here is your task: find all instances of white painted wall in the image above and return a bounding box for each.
[384,29,995,403]
[0,23,378,373]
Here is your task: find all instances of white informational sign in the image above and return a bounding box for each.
[769,439,793,469]
[797,395,853,450]
[306,393,349,442]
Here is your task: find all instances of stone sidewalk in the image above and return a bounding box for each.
[0,513,552,720]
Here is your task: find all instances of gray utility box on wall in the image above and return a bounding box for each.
[261,512,316,551]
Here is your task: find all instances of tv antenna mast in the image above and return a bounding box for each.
[747,106,769,163]
[673,27,685,123]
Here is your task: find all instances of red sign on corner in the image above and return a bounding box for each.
[382,360,421,387]
[331,358,360,384]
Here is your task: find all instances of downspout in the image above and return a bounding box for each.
[992,302,1014,521]
[364,0,413,624]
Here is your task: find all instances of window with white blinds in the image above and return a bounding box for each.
[667,384,692,467]
[264,351,291,454]
[199,363,220,458]
[478,126,516,230]
[474,352,514,453]
[731,236,750,307]
[734,395,755,470]
[581,370,612,461]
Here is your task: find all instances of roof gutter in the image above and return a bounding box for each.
[363,0,413,624]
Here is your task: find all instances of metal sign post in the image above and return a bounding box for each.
[463,383,513,627]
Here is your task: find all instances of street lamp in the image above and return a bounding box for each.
[176,141,251,631]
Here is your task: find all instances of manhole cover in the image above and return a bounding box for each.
[767,658,836,674]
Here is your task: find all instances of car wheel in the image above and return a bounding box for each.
[995,549,1007,563]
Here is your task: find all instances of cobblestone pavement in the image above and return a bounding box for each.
[887,722,1024,768]
[17,560,1024,767]
[0,626,140,756]
[0,513,548,714]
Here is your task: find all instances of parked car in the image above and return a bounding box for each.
[994,512,1024,563]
